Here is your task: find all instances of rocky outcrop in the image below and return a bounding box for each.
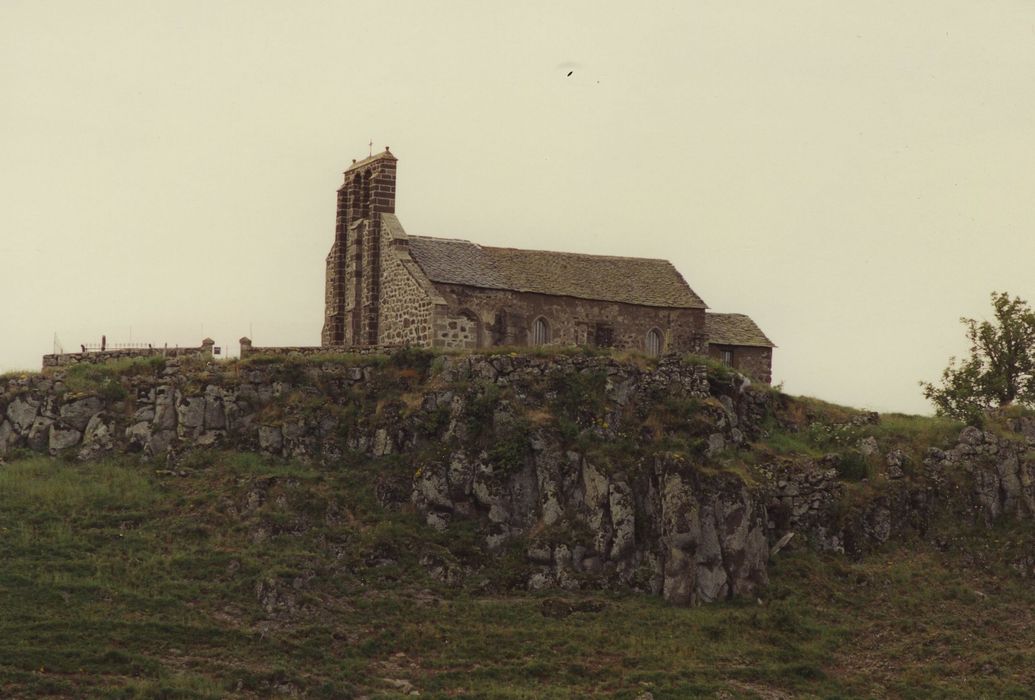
[2,353,1034,605]
[413,447,768,605]
[1,354,774,605]
[927,423,1035,524]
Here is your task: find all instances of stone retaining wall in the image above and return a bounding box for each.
[42,340,214,369]
[237,338,406,359]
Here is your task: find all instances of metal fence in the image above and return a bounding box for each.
[80,342,162,352]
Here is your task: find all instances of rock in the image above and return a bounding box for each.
[153,388,179,430]
[258,426,283,453]
[204,389,226,430]
[528,571,553,591]
[706,433,726,457]
[196,431,222,448]
[959,426,984,446]
[608,480,636,559]
[26,417,54,452]
[177,397,205,434]
[0,420,13,455]
[59,397,102,431]
[886,449,907,479]
[425,512,448,531]
[373,428,392,456]
[415,464,453,512]
[858,436,880,457]
[581,462,613,555]
[770,532,795,558]
[125,421,151,450]
[145,429,176,458]
[79,414,113,460]
[526,544,553,564]
[6,397,38,433]
[581,556,603,574]
[49,427,81,452]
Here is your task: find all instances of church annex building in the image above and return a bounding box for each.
[321,149,775,383]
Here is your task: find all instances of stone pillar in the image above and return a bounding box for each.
[239,337,253,359]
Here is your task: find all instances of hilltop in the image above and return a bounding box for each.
[0,350,1033,697]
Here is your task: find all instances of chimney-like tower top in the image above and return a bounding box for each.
[344,147,397,174]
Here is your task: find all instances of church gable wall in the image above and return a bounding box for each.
[376,223,437,348]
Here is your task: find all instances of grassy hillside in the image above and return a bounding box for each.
[1,451,1033,698]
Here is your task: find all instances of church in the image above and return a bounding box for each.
[321,148,774,382]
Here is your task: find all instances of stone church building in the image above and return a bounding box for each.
[322,149,774,382]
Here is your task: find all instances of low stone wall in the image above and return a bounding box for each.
[237,337,406,359]
[42,340,214,369]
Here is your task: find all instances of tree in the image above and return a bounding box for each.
[921,292,1035,420]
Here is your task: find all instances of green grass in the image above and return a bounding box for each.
[53,356,168,400]
[0,453,1031,698]
[0,369,40,382]
[757,399,965,484]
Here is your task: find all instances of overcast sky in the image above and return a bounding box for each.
[3,1,1034,414]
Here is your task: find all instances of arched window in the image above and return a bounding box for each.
[532,317,550,346]
[646,328,663,357]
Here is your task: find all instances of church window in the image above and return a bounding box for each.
[532,317,550,346]
[646,328,663,357]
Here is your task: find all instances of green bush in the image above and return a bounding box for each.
[835,451,870,482]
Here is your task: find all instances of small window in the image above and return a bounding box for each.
[594,323,614,348]
[532,317,550,346]
[646,328,663,357]
[720,349,733,367]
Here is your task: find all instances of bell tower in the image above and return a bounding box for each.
[321,147,397,346]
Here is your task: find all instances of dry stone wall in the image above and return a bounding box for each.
[43,341,213,369]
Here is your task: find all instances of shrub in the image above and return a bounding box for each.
[835,451,870,482]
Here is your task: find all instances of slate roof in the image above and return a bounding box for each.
[705,313,775,348]
[405,236,706,309]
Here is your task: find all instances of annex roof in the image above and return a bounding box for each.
[705,313,775,348]
[405,236,707,309]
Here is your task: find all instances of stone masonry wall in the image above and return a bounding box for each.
[42,340,214,369]
[376,219,436,347]
[322,150,398,347]
[708,345,773,384]
[238,340,398,360]
[432,311,480,350]
[430,283,706,354]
